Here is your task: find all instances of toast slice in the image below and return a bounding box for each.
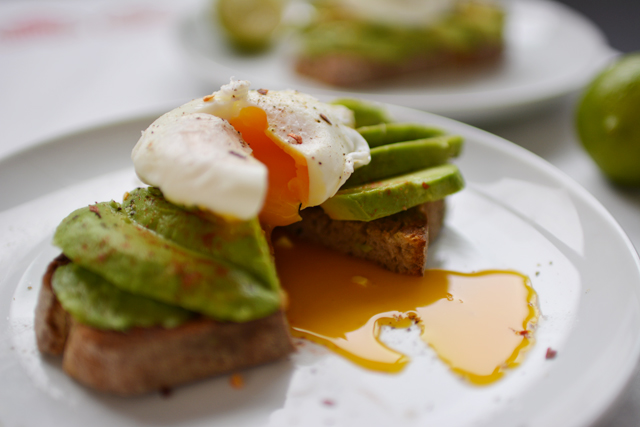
[285,200,445,276]
[294,0,504,87]
[35,255,294,396]
[35,199,444,394]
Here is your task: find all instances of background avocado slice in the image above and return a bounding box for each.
[331,98,394,128]
[357,123,445,148]
[53,263,195,331]
[321,164,465,221]
[345,134,463,187]
[123,187,279,292]
[53,202,280,322]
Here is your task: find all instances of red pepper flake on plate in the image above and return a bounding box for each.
[229,373,244,389]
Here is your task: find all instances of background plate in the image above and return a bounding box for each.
[177,0,614,123]
[0,104,639,427]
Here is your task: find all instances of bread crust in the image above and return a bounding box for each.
[295,44,503,87]
[35,254,71,355]
[35,258,294,396]
[285,200,445,276]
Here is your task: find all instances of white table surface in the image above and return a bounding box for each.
[1,1,639,426]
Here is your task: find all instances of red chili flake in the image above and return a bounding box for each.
[88,205,102,218]
[257,88,269,95]
[181,271,203,288]
[202,95,214,102]
[517,330,531,338]
[202,232,215,248]
[229,373,244,389]
[322,399,335,407]
[319,113,332,125]
[288,133,303,144]
[545,347,557,359]
[421,183,430,189]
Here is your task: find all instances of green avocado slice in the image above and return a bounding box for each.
[331,98,393,127]
[345,135,463,187]
[123,187,279,292]
[357,123,445,148]
[299,1,504,63]
[53,263,195,331]
[53,202,280,322]
[321,164,465,221]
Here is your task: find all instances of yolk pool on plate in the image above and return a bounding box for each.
[274,233,539,385]
[229,107,309,226]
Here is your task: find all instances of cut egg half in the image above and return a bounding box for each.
[228,106,310,226]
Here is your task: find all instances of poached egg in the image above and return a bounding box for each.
[132,79,370,226]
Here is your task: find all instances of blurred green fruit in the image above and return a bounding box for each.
[576,53,640,187]
[216,0,286,53]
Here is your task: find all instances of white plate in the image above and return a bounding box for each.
[177,0,615,124]
[1,104,640,427]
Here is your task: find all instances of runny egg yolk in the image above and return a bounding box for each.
[274,233,539,385]
[228,107,309,227]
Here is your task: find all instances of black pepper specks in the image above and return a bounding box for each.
[320,113,332,125]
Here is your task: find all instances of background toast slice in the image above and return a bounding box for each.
[295,45,503,87]
[35,255,294,396]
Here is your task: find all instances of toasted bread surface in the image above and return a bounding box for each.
[285,200,445,275]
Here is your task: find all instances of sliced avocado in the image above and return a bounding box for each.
[357,123,445,148]
[53,263,195,331]
[300,1,504,63]
[53,202,280,322]
[345,135,463,187]
[123,187,279,292]
[321,164,464,221]
[331,98,394,127]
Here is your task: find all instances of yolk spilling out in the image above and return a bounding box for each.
[274,233,539,385]
[229,107,309,226]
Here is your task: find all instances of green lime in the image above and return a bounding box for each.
[216,0,286,53]
[576,53,640,187]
